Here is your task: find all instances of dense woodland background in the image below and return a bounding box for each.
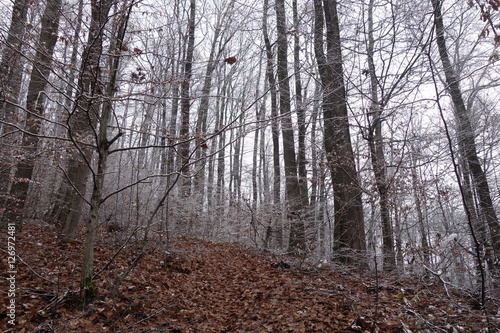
[1,0,500,311]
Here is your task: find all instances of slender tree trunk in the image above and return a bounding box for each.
[393,196,404,267]
[232,114,243,200]
[167,66,181,189]
[313,0,367,265]
[431,0,500,284]
[275,0,306,254]
[410,153,430,265]
[0,0,30,211]
[366,0,395,270]
[193,25,220,202]
[252,59,264,209]
[207,74,224,209]
[138,101,154,167]
[178,0,196,197]
[459,157,488,285]
[263,0,283,249]
[263,0,281,207]
[292,0,309,207]
[216,87,227,209]
[310,83,321,208]
[80,2,130,301]
[3,0,63,226]
[259,99,270,205]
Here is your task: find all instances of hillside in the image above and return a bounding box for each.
[1,222,499,332]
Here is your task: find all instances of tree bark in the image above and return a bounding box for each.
[313,0,367,265]
[178,0,196,197]
[275,0,306,254]
[0,0,30,212]
[263,0,281,208]
[252,62,263,209]
[263,0,283,249]
[292,0,309,208]
[3,0,63,226]
[48,0,114,239]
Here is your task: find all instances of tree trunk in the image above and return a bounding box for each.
[275,0,306,254]
[178,0,196,197]
[366,0,396,270]
[0,0,29,128]
[193,26,219,203]
[263,0,283,249]
[263,0,281,208]
[231,114,243,200]
[252,59,264,209]
[167,64,181,189]
[410,153,430,265]
[80,2,130,301]
[293,0,309,208]
[49,0,114,239]
[0,0,30,212]
[215,69,229,213]
[206,74,223,210]
[259,98,270,205]
[3,0,63,227]
[310,83,321,208]
[313,0,367,266]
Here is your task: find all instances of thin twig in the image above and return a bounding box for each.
[117,307,166,333]
[93,225,144,279]
[0,248,57,285]
[423,265,451,297]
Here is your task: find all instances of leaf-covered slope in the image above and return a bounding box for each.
[1,222,499,332]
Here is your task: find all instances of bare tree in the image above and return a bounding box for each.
[80,1,133,301]
[431,0,500,289]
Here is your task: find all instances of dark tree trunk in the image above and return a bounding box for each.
[47,0,114,239]
[0,0,30,212]
[292,0,309,207]
[3,0,63,226]
[263,0,283,248]
[313,0,367,265]
[193,22,220,202]
[178,0,196,197]
[275,0,306,254]
[263,0,281,208]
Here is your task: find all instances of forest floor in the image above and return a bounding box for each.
[1,222,500,332]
